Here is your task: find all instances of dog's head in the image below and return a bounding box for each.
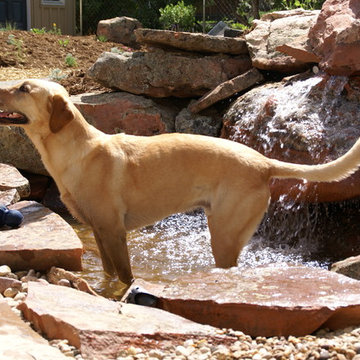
[0,79,74,134]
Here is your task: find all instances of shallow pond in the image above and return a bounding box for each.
[71,199,360,298]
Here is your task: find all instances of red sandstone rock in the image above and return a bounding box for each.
[135,28,249,55]
[245,9,319,73]
[309,0,360,75]
[189,68,264,114]
[0,201,83,272]
[0,189,19,207]
[71,92,177,136]
[19,281,222,360]
[124,266,360,337]
[0,300,67,359]
[97,16,142,47]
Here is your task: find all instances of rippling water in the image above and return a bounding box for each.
[71,199,360,298]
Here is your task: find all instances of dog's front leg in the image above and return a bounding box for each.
[92,224,134,286]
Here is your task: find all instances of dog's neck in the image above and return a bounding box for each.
[25,104,107,178]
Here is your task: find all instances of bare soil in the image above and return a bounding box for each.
[0,30,130,95]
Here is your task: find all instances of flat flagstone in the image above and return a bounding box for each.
[19,281,226,360]
[135,28,249,55]
[0,201,82,271]
[123,265,360,337]
[189,68,264,113]
[0,300,67,360]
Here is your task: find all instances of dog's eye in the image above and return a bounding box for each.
[19,84,30,93]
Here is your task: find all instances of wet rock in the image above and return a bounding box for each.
[189,68,264,113]
[175,107,222,137]
[0,201,83,272]
[88,49,252,98]
[0,300,68,360]
[0,163,30,199]
[71,91,177,135]
[19,281,221,360]
[97,16,142,47]
[309,0,360,76]
[222,72,360,203]
[245,9,319,73]
[135,28,249,55]
[124,265,360,337]
[331,256,360,280]
[0,126,47,176]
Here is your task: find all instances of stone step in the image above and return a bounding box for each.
[123,265,360,337]
[0,201,83,272]
[18,281,228,360]
[0,300,68,359]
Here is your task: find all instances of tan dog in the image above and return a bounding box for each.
[0,79,359,285]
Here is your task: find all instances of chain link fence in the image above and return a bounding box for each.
[77,0,240,35]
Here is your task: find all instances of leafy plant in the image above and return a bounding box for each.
[97,35,108,42]
[58,39,70,47]
[0,22,17,31]
[7,34,24,59]
[30,27,47,34]
[49,23,62,35]
[159,0,196,31]
[49,68,68,81]
[65,53,77,67]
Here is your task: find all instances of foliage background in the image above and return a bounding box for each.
[77,0,325,34]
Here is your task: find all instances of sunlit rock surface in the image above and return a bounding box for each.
[125,265,360,337]
[0,300,68,360]
[19,281,224,360]
[245,9,319,73]
[88,50,252,98]
[0,201,83,271]
[222,72,360,202]
[309,0,360,75]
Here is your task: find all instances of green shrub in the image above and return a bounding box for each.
[159,0,196,31]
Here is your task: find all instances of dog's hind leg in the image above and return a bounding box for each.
[207,187,269,268]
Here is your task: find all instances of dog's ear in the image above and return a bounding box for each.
[49,94,74,133]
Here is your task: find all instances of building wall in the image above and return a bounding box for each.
[29,0,76,35]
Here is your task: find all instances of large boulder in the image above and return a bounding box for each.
[88,49,252,98]
[308,0,360,75]
[124,265,360,337]
[0,126,47,176]
[96,16,142,47]
[71,91,177,135]
[135,28,249,55]
[222,72,360,203]
[245,9,320,73]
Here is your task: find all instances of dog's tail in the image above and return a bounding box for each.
[269,137,360,182]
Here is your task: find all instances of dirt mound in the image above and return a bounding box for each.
[0,30,130,95]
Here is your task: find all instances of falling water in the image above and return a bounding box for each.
[73,73,360,297]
